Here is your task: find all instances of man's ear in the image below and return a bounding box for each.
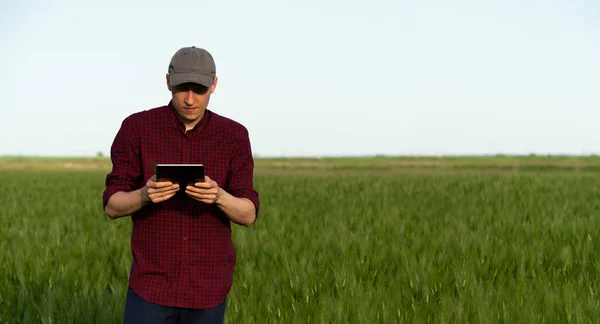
[166,73,172,91]
[209,76,219,94]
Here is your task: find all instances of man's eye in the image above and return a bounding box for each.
[175,84,208,94]
[192,86,209,94]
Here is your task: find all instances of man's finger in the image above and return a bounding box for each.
[185,189,214,197]
[148,185,176,193]
[151,188,179,201]
[151,181,176,188]
[185,190,216,198]
[153,193,177,203]
[195,194,217,200]
[157,187,179,195]
[149,189,179,200]
[204,177,218,187]
[193,181,212,188]
[148,181,167,188]
[186,186,219,195]
[193,181,217,189]
[149,184,179,193]
[185,188,200,195]
[187,184,213,192]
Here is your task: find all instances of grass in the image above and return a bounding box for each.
[4,154,600,173]
[2,157,600,323]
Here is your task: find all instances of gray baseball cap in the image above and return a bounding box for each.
[168,46,216,88]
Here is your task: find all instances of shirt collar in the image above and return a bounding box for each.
[166,100,212,135]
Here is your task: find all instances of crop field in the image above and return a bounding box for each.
[2,155,600,323]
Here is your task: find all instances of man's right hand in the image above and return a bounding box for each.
[142,175,180,203]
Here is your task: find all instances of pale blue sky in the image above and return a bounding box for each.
[1,0,599,157]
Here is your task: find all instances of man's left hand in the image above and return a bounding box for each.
[186,176,222,204]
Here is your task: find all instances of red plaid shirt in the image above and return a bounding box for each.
[103,101,260,309]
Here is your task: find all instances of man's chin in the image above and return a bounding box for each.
[183,107,197,114]
[177,109,204,122]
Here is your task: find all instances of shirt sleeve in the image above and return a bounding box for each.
[226,129,260,220]
[103,115,143,209]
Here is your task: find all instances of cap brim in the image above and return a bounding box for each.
[169,73,214,88]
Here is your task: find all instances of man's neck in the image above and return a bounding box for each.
[183,111,206,132]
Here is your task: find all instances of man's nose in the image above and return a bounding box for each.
[184,90,195,105]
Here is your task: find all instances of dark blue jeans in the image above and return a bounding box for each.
[123,287,227,324]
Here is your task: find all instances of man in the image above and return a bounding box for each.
[103,46,260,324]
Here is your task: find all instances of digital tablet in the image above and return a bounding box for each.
[154,164,205,188]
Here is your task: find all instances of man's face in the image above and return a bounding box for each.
[166,74,218,129]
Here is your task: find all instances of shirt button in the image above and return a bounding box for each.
[183,236,187,240]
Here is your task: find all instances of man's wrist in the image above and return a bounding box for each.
[214,187,227,206]
[139,186,152,205]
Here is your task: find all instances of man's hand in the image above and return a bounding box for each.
[185,175,257,226]
[185,176,222,204]
[143,175,179,203]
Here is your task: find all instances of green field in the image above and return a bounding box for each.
[2,156,600,323]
